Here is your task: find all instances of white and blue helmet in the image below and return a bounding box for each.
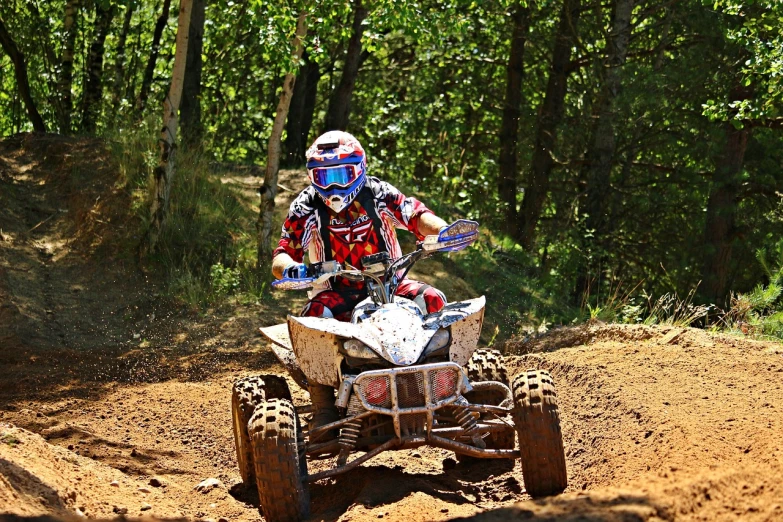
[305,131,367,213]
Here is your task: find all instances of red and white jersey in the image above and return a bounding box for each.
[273,177,433,271]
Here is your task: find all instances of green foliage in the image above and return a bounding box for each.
[704,0,783,121]
[723,240,783,339]
[2,0,783,335]
[1,433,20,448]
[209,262,241,297]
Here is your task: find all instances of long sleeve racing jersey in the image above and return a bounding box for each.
[273,177,434,272]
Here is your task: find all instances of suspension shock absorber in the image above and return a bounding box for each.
[336,418,361,465]
[453,397,486,449]
[336,395,363,466]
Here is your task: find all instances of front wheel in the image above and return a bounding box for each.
[231,375,292,485]
[249,398,309,521]
[512,369,567,497]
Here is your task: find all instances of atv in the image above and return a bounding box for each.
[231,221,567,521]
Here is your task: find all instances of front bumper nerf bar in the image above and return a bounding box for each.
[305,362,519,482]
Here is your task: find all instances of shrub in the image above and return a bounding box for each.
[723,240,783,340]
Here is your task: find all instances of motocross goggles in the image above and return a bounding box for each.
[308,163,362,189]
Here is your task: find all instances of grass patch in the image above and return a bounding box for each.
[719,241,783,341]
[154,151,269,307]
[1,432,20,448]
[109,122,267,307]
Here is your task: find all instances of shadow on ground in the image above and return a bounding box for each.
[455,490,669,521]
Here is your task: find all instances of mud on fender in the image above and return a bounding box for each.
[423,296,486,366]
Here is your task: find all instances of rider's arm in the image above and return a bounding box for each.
[417,212,448,237]
[272,190,315,279]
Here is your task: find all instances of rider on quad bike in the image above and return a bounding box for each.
[233,131,567,521]
[271,131,461,431]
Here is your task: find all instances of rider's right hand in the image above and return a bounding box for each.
[282,262,308,280]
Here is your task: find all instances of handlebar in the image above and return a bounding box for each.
[271,219,479,295]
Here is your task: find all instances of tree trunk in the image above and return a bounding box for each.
[256,12,308,270]
[125,16,145,103]
[0,16,47,132]
[517,0,581,249]
[180,0,206,147]
[701,86,754,305]
[112,0,136,113]
[324,1,367,131]
[80,3,116,133]
[611,8,672,227]
[283,51,320,166]
[300,58,320,156]
[137,0,172,113]
[576,0,634,303]
[141,0,193,257]
[583,0,634,233]
[497,2,531,235]
[26,3,59,109]
[57,0,81,133]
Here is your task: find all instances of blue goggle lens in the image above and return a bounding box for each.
[309,165,359,188]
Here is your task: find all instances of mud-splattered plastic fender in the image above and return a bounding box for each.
[423,296,486,366]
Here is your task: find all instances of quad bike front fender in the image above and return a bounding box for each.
[259,323,309,389]
[287,315,348,388]
[423,296,486,366]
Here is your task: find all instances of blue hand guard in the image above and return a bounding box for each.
[436,219,479,252]
[272,277,316,290]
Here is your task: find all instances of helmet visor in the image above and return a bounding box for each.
[309,164,361,189]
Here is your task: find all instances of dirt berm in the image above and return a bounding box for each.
[1,134,782,521]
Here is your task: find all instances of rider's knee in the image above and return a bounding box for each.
[301,301,335,318]
[419,286,447,314]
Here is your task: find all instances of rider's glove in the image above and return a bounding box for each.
[282,262,308,280]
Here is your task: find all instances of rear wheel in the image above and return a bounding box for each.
[249,398,309,521]
[512,369,567,497]
[231,375,292,485]
[466,348,509,385]
[458,349,515,460]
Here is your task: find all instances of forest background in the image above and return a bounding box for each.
[2,0,783,341]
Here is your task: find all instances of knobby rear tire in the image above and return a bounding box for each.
[466,348,509,385]
[231,375,292,485]
[458,349,515,460]
[512,369,568,497]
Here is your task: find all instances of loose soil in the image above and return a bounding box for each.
[1,134,782,522]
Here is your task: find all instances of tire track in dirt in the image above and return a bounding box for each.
[3,325,783,521]
[490,326,783,520]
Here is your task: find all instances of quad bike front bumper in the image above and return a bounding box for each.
[305,362,519,482]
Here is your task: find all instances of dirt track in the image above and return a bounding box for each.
[2,134,783,521]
